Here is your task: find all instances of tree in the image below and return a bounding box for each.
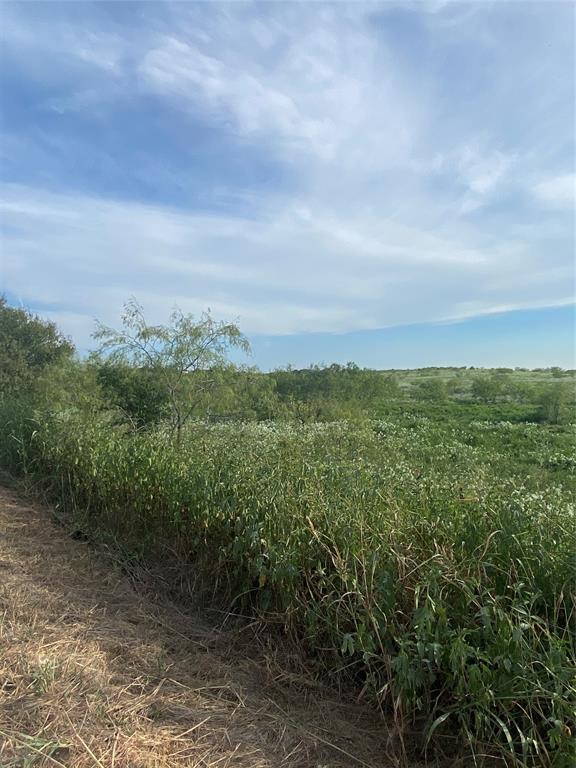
[413,378,448,402]
[446,375,465,397]
[0,297,74,397]
[471,375,503,403]
[219,368,283,421]
[95,362,170,428]
[506,380,537,404]
[539,385,569,424]
[92,299,250,439]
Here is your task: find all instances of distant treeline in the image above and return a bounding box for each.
[1,297,574,430]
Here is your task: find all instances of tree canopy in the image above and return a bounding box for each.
[92,299,250,437]
[0,297,74,396]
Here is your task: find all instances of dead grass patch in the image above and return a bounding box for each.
[0,487,394,768]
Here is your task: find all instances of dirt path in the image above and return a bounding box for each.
[0,486,391,768]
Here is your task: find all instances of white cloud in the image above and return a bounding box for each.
[0,184,571,349]
[412,143,518,214]
[456,145,516,197]
[137,7,420,170]
[447,296,575,323]
[140,37,335,158]
[0,1,574,353]
[532,174,576,209]
[0,9,125,75]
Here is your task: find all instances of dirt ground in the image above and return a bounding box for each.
[0,486,394,768]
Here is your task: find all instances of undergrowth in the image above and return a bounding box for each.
[1,402,574,765]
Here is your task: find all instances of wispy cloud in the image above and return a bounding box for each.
[138,6,419,172]
[532,174,576,209]
[456,144,516,204]
[141,37,337,159]
[0,1,574,354]
[1,183,570,348]
[0,5,126,75]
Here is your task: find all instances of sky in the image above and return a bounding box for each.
[0,0,574,369]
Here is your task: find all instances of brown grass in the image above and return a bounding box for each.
[0,486,396,768]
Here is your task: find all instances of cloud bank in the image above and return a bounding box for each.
[0,1,574,350]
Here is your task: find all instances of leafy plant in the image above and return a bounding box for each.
[92,299,250,439]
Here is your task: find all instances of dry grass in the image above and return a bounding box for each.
[0,487,394,768]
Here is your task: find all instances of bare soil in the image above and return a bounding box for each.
[0,486,394,768]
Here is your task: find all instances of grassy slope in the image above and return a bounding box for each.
[0,486,391,768]
[0,376,574,766]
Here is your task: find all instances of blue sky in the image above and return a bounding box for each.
[0,1,574,368]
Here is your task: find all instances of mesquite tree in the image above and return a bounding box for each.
[93,299,250,439]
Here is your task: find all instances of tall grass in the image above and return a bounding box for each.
[1,402,574,765]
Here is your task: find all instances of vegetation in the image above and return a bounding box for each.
[0,297,73,396]
[1,298,575,766]
[92,298,250,439]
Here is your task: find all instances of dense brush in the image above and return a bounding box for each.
[1,404,574,765]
